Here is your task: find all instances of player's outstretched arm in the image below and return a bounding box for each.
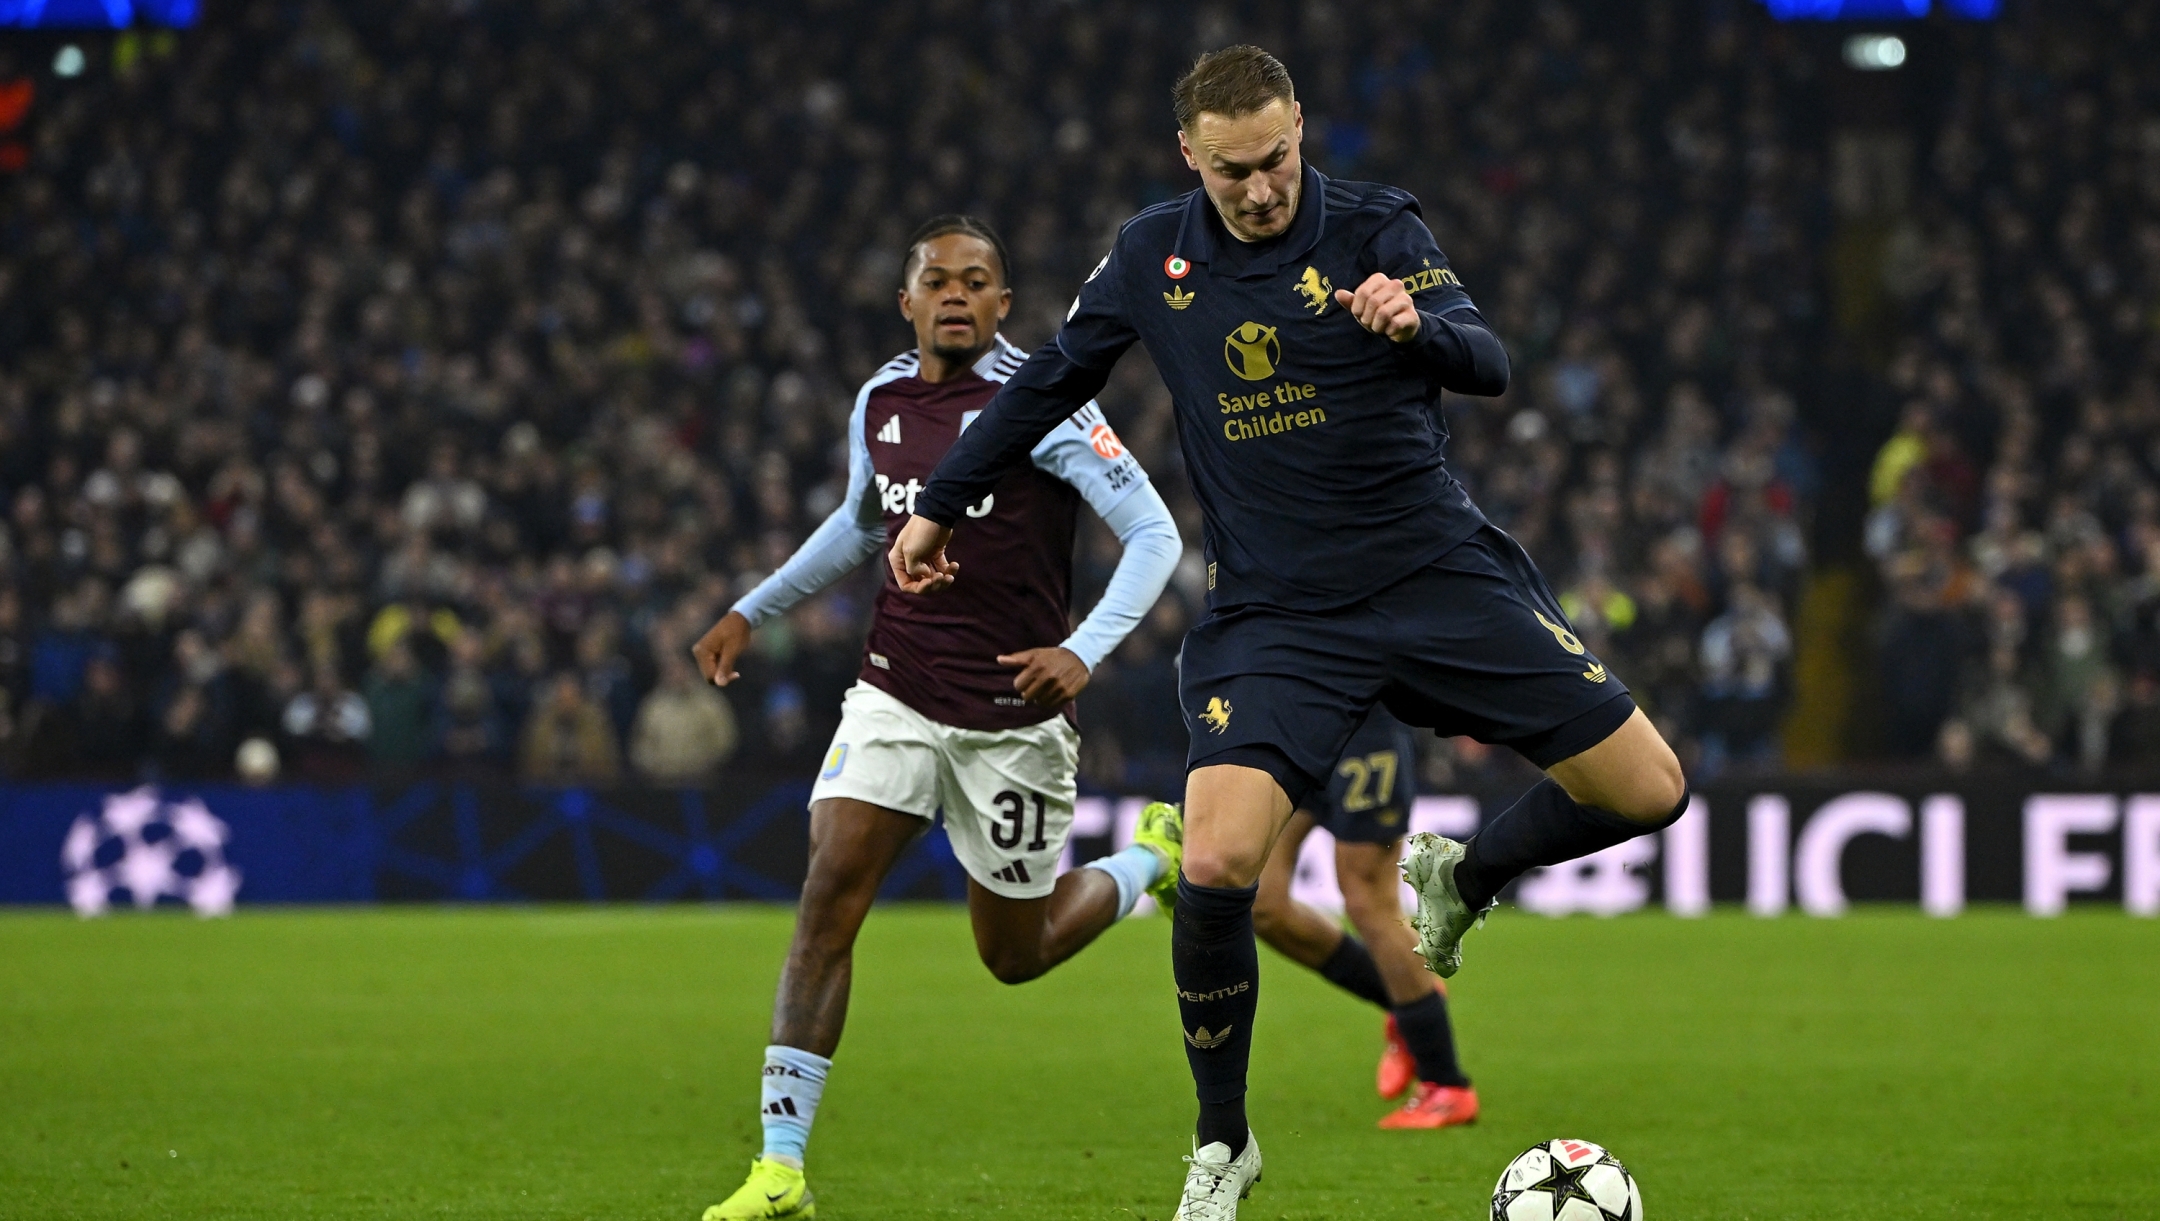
[910,343,1118,533]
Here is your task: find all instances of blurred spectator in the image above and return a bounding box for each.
[72,651,145,777]
[1697,584,1792,774]
[436,632,506,770]
[629,654,739,784]
[520,672,621,785]
[282,662,372,781]
[364,640,435,771]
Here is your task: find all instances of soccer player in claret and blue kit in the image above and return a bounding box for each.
[689,215,1187,1220]
[891,48,1688,1219]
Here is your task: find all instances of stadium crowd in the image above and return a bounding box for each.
[1860,6,2160,773]
[0,0,2148,787]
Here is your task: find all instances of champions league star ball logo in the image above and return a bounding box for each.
[60,787,242,917]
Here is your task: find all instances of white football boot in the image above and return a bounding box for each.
[1174,1131,1262,1220]
[1400,833,1489,978]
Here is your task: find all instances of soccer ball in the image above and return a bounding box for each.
[1491,1138,1641,1221]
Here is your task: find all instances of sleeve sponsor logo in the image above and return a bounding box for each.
[1089,423,1126,460]
[1400,261,1463,295]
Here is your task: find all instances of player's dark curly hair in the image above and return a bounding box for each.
[1173,45,1295,132]
[902,214,1012,287]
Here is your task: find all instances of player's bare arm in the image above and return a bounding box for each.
[1334,273,1421,342]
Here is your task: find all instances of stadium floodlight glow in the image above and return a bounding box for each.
[53,44,85,77]
[1844,34,1908,70]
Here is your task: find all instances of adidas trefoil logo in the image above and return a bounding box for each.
[1582,662,1609,684]
[876,416,902,444]
[1185,1025,1234,1050]
[1163,285,1195,310]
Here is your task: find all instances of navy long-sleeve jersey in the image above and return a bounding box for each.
[915,165,1510,614]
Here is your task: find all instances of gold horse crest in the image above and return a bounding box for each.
[1199,696,1233,733]
[1294,265,1333,315]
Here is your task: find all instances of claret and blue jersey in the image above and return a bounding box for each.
[917,164,1511,614]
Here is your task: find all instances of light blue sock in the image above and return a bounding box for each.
[759,1044,831,1167]
[1084,843,1165,919]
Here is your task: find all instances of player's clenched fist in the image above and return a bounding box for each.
[889,514,959,593]
[1334,272,1421,343]
[691,610,752,687]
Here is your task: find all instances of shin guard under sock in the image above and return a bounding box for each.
[1317,934,1391,1009]
[1172,874,1259,1154]
[1458,781,1688,912]
[1391,991,1469,1088]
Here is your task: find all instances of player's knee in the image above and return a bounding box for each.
[980,948,1046,986]
[1613,744,1688,824]
[1181,843,1266,889]
[1248,889,1291,941]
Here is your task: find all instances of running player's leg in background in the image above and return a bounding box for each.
[1333,838,1435,1008]
[772,797,924,1055]
[963,866,1126,984]
[1250,812,1341,968]
[713,796,920,1217]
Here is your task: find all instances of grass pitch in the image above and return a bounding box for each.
[0,906,2154,1220]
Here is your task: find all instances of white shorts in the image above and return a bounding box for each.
[809,682,1079,899]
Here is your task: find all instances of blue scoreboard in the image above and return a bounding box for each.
[1760,0,2000,17]
[0,0,199,27]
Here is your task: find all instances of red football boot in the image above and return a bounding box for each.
[1375,979,1448,1100]
[1376,1014,1416,1100]
[1376,1081,1480,1130]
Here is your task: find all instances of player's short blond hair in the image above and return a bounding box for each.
[1172,45,1294,133]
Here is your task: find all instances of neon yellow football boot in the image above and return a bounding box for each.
[1133,801,1185,911]
[703,1156,814,1220]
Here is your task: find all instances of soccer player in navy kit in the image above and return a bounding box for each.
[890,50,1687,1218]
[1249,706,1478,1132]
[690,217,1186,1220]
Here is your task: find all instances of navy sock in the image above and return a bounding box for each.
[1172,874,1259,1155]
[1317,934,1391,1009]
[1458,781,1688,911]
[1392,991,1469,1088]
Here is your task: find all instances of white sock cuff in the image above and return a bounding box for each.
[764,1044,832,1081]
[1083,844,1162,920]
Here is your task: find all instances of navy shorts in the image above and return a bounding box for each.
[1181,525,1635,806]
[1304,707,1420,844]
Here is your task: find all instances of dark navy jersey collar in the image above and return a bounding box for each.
[1174,163,1329,281]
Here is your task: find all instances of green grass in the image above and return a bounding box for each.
[0,907,2154,1220]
